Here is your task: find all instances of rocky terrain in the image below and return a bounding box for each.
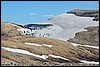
[67,26,99,58]
[67,9,99,21]
[1,22,24,36]
[68,26,99,46]
[1,36,99,66]
[1,9,99,66]
[67,10,99,64]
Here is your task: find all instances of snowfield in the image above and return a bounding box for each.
[17,13,99,41]
[41,13,99,40]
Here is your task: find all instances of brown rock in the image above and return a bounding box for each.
[1,22,24,36]
[67,9,99,21]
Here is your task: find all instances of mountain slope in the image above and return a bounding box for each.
[1,36,99,66]
[1,22,24,36]
[1,10,99,66]
[68,26,99,46]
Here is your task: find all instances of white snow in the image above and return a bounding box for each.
[41,13,99,40]
[1,47,70,60]
[80,60,99,64]
[17,28,31,34]
[1,46,70,61]
[70,42,99,49]
[38,55,48,60]
[79,45,99,49]
[24,42,53,47]
[70,42,99,65]
[24,42,42,46]
[42,44,52,47]
[48,54,71,61]
[17,13,99,41]
[1,46,99,64]
[17,28,31,31]
[70,43,80,46]
[1,46,48,60]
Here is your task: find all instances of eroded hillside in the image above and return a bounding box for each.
[1,22,24,36]
[1,36,99,66]
[1,9,99,66]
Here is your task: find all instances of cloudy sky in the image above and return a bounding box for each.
[1,1,99,25]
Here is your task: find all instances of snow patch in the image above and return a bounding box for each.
[70,43,80,46]
[24,42,53,47]
[49,54,71,61]
[42,44,52,47]
[17,28,31,31]
[80,45,99,49]
[80,60,99,64]
[17,28,31,35]
[1,46,99,64]
[40,55,48,59]
[1,46,48,60]
[24,42,42,46]
[70,42,99,49]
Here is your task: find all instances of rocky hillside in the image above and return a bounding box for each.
[1,10,99,66]
[68,26,99,46]
[67,26,99,58]
[1,22,24,36]
[1,36,99,66]
[67,9,99,56]
[67,9,99,21]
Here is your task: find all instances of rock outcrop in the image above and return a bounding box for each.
[68,26,99,46]
[1,22,24,36]
[67,26,99,57]
[24,23,53,30]
[67,9,99,21]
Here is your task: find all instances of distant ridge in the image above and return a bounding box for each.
[67,9,99,21]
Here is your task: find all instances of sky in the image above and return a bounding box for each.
[1,1,99,25]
